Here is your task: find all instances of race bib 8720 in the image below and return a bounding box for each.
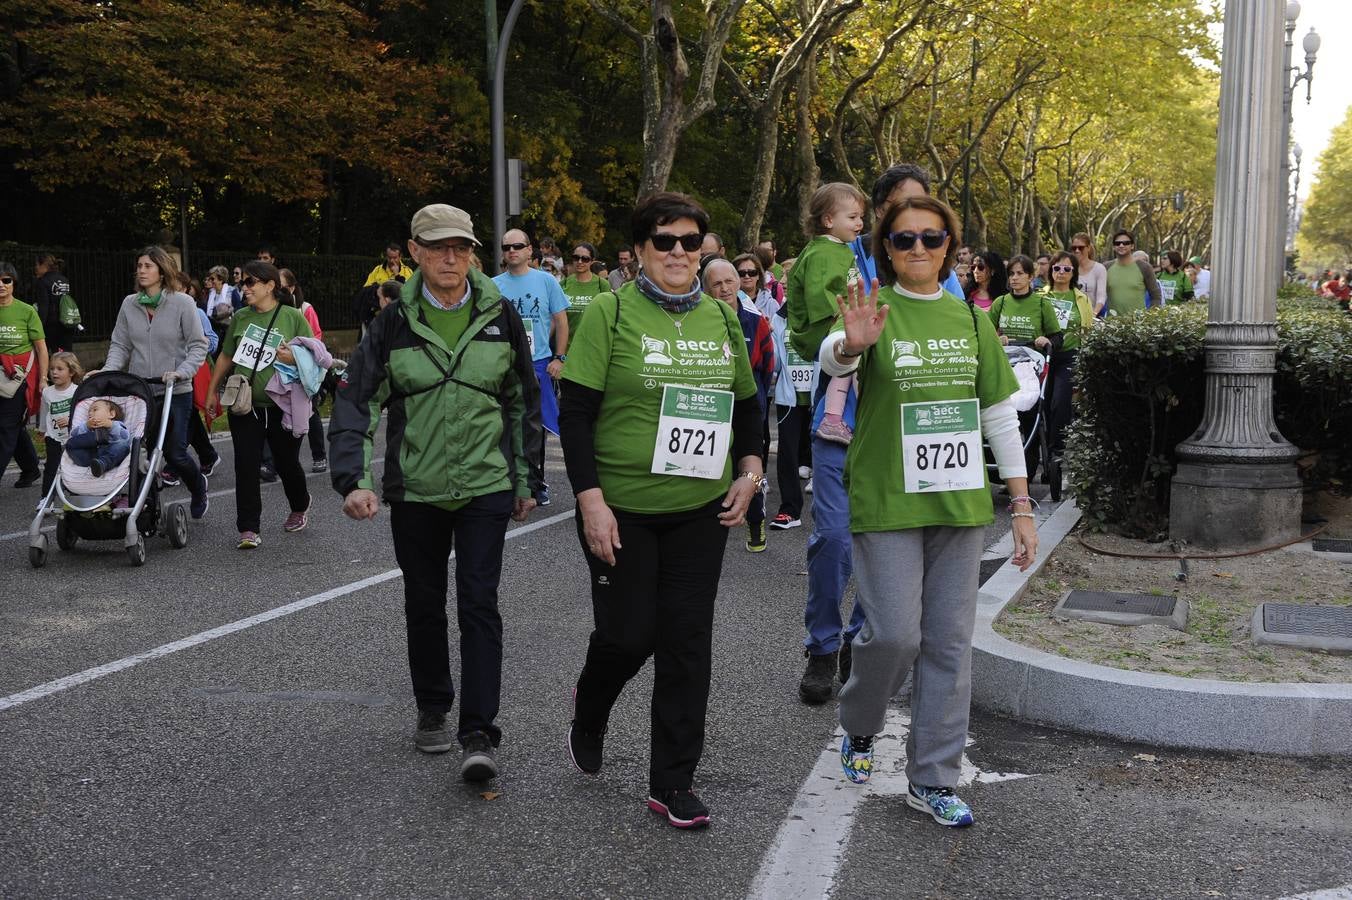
[651,385,734,480]
[899,398,984,493]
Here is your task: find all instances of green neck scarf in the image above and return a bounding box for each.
[137,290,163,308]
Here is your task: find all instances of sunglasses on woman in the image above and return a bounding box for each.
[572,254,592,263]
[737,269,758,279]
[887,229,948,250]
[241,275,265,287]
[1051,265,1074,273]
[648,232,704,253]
[973,262,987,271]
[0,277,13,285]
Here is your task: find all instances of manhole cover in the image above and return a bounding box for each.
[1253,604,1352,654]
[1051,590,1187,630]
[1062,591,1177,617]
[1313,538,1352,553]
[1262,604,1352,638]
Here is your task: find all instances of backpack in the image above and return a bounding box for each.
[58,293,81,328]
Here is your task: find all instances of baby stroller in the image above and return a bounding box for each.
[28,371,189,568]
[985,343,1060,502]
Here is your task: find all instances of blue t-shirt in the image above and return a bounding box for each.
[492,268,571,362]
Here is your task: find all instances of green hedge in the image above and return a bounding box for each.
[1064,296,1352,536]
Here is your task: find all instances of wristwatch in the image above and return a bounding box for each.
[553,354,567,362]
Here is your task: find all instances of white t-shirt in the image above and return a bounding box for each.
[41,383,78,442]
[1194,268,1211,298]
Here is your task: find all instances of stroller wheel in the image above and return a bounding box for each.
[56,517,79,551]
[126,534,146,567]
[28,533,48,569]
[167,504,189,549]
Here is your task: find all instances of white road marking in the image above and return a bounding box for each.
[0,508,575,713]
[1281,887,1352,900]
[748,708,1032,900]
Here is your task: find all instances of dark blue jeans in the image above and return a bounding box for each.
[390,493,514,745]
[804,437,865,655]
[154,392,205,496]
[64,427,132,471]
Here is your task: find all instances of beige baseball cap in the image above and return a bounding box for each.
[410,204,481,246]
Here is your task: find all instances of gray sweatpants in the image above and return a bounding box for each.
[837,526,984,789]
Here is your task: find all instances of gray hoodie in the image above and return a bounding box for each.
[104,291,207,395]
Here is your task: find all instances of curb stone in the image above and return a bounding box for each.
[971,499,1352,757]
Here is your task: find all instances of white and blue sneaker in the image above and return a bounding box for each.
[906,782,974,827]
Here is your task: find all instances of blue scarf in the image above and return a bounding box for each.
[635,271,702,314]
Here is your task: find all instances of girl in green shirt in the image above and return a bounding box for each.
[1156,251,1194,304]
[990,255,1063,479]
[1043,250,1096,463]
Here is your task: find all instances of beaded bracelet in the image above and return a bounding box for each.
[1011,511,1036,519]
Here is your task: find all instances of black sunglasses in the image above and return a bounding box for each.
[648,232,704,253]
[241,275,265,287]
[737,269,759,278]
[888,229,948,251]
[1113,240,1133,246]
[501,242,529,252]
[0,277,13,285]
[572,254,592,263]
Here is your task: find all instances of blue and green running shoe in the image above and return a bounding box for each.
[840,734,874,784]
[906,782,974,827]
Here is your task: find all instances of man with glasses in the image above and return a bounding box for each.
[1105,229,1161,316]
[493,228,569,507]
[330,203,543,785]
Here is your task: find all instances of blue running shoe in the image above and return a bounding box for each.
[840,734,874,784]
[906,782,974,827]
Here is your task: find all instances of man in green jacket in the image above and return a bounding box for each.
[330,203,543,783]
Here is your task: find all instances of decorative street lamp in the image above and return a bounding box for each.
[1277,2,1319,282]
[1288,143,1303,253]
[1170,2,1302,550]
[168,171,193,275]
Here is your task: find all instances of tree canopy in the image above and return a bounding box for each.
[1296,104,1352,269]
[1,0,1221,262]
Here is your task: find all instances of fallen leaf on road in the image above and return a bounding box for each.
[1134,753,1157,762]
[480,791,500,801]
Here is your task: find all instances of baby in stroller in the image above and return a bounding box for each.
[63,399,131,476]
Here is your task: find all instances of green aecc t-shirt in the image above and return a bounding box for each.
[840,285,1018,532]
[988,292,1062,343]
[562,283,757,514]
[220,303,314,407]
[0,300,44,354]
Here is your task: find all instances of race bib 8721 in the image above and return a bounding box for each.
[899,398,984,493]
[651,385,734,479]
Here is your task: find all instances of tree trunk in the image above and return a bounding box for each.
[794,48,821,235]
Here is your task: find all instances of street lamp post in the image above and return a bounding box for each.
[1169,1,1302,550]
[168,172,193,275]
[1289,143,1303,254]
[1277,2,1319,282]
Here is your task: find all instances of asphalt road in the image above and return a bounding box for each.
[1,424,1349,899]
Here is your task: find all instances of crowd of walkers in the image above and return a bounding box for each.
[6,166,1346,837]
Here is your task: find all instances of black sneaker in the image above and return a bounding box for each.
[414,710,453,754]
[160,470,180,487]
[567,721,605,774]
[200,456,220,477]
[536,485,551,507]
[259,464,279,483]
[647,788,710,829]
[460,731,498,782]
[798,650,837,705]
[14,470,40,488]
[839,639,853,685]
[312,457,328,474]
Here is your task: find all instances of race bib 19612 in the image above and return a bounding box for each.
[232,323,283,370]
[899,398,984,493]
[651,384,734,480]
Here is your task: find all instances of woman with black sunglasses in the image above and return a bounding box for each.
[1042,250,1095,467]
[962,250,1006,311]
[822,195,1036,829]
[562,241,605,337]
[204,260,314,550]
[558,192,763,830]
